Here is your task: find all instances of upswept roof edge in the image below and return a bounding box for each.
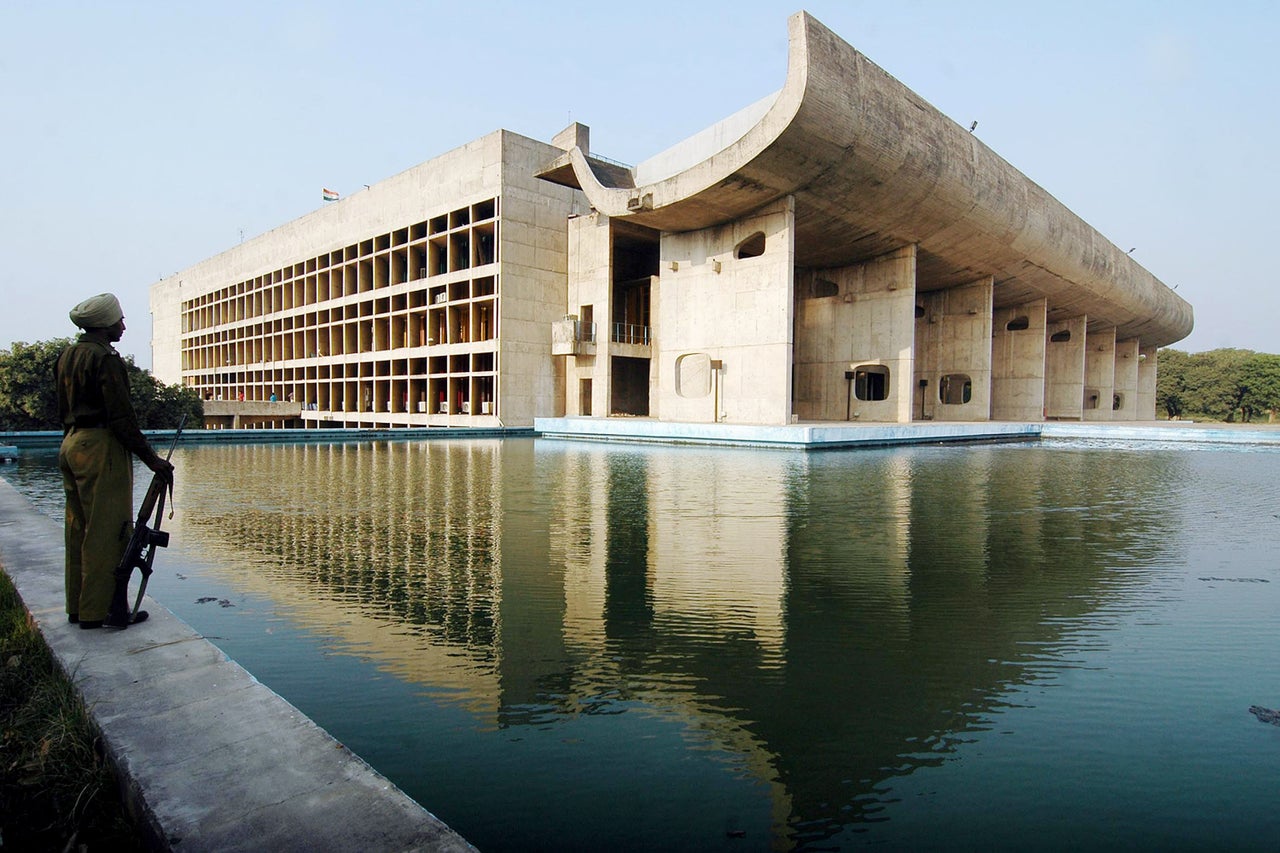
[546,11,1192,347]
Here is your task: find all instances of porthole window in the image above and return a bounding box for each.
[734,231,765,259]
[1050,330,1071,343]
[852,365,889,401]
[939,374,972,405]
[1006,316,1030,331]
[675,353,711,398]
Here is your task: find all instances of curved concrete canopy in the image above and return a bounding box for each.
[540,11,1192,347]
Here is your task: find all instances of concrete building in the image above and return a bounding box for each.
[151,11,1191,429]
[151,131,586,429]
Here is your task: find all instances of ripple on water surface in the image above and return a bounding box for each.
[7,439,1280,850]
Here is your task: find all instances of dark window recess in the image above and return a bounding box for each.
[734,231,765,259]
[852,365,889,401]
[1006,316,1030,331]
[940,374,972,405]
[1050,330,1072,342]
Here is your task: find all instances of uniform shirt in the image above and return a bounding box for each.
[55,331,152,459]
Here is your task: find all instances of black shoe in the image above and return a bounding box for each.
[78,619,104,630]
[69,613,79,624]
[104,610,149,630]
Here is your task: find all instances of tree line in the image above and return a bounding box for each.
[1157,348,1280,423]
[0,338,201,431]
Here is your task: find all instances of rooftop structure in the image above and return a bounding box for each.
[151,11,1190,429]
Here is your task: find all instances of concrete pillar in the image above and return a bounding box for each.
[1112,338,1140,421]
[1083,327,1117,421]
[1045,316,1086,419]
[1137,345,1158,419]
[913,276,993,422]
[793,244,916,423]
[565,212,612,416]
[991,298,1047,421]
[657,196,795,425]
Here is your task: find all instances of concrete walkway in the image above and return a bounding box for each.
[0,479,473,852]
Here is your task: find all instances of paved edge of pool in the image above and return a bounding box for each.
[0,478,475,853]
[533,418,1280,448]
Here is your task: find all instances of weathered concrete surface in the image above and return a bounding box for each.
[0,479,473,853]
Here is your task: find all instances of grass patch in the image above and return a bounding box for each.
[0,570,141,850]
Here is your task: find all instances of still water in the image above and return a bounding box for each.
[6,437,1280,851]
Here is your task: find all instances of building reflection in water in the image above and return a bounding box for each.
[168,439,1183,846]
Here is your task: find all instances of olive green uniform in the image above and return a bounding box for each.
[56,332,154,621]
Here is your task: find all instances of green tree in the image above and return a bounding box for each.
[0,337,71,430]
[1156,347,1190,418]
[1155,348,1280,423]
[1181,348,1252,421]
[0,338,201,431]
[1239,353,1280,423]
[126,359,203,428]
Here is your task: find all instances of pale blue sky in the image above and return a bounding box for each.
[2,0,1275,367]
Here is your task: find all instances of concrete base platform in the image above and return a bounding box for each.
[534,417,1042,448]
[1040,420,1280,444]
[535,417,1280,448]
[0,480,473,852]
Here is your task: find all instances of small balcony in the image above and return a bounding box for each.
[551,315,597,356]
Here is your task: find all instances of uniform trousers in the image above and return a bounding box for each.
[59,427,132,621]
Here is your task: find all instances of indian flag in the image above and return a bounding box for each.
[322,187,339,202]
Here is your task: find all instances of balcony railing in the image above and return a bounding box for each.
[612,323,650,346]
[552,317,596,356]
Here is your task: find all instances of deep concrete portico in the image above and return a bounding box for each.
[540,13,1192,344]
[542,12,1191,429]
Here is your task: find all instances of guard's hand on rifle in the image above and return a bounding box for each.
[147,455,175,486]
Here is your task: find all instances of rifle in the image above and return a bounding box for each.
[105,414,185,629]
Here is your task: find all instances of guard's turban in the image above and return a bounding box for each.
[69,293,124,329]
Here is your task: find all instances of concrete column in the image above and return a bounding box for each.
[657,196,795,425]
[991,298,1048,421]
[1083,327,1117,421]
[793,244,916,423]
[913,276,993,422]
[1045,317,1086,420]
[1137,345,1158,419]
[565,212,612,416]
[1112,338,1140,421]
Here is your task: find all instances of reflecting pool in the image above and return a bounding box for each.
[6,437,1280,851]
